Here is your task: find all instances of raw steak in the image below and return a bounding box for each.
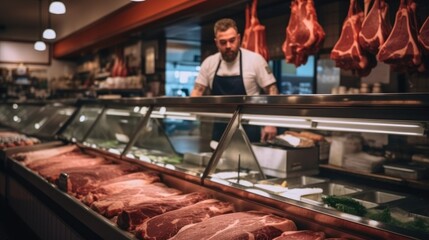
[282,0,325,67]
[358,0,391,54]
[137,199,234,240]
[419,16,429,52]
[331,0,376,76]
[273,230,326,240]
[117,192,210,231]
[377,0,422,71]
[90,182,182,217]
[15,144,77,164]
[169,211,297,240]
[82,171,160,205]
[59,162,142,198]
[241,0,270,61]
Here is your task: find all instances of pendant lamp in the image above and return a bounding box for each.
[34,0,46,51]
[49,1,66,14]
[43,10,56,39]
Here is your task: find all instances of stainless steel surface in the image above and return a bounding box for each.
[348,190,406,205]
[307,182,363,196]
[260,176,328,188]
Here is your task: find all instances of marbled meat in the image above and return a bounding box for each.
[90,182,182,217]
[273,230,326,240]
[137,199,234,240]
[117,192,210,231]
[169,211,297,240]
[82,171,160,205]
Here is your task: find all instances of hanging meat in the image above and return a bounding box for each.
[282,0,325,67]
[419,16,429,52]
[358,0,392,55]
[377,0,422,72]
[241,0,270,61]
[330,0,375,77]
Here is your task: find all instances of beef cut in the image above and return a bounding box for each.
[137,199,234,240]
[117,192,210,231]
[15,144,77,164]
[27,151,98,170]
[331,0,376,76]
[377,0,422,72]
[241,0,270,61]
[59,162,142,198]
[419,16,429,52]
[273,230,326,240]
[358,0,391,54]
[90,182,182,217]
[82,171,160,205]
[282,0,325,67]
[169,211,297,240]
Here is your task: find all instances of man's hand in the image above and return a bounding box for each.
[191,83,206,97]
[261,126,277,142]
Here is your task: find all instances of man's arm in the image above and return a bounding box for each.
[191,83,207,97]
[263,83,279,95]
[261,83,279,142]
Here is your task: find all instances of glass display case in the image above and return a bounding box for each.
[81,99,154,156]
[114,94,429,239]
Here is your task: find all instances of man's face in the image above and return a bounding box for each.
[215,28,241,62]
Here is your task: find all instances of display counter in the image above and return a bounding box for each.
[2,94,429,239]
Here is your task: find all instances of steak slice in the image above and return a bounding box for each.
[117,192,210,231]
[377,0,422,71]
[358,0,391,54]
[137,199,234,240]
[82,171,160,205]
[419,16,429,52]
[169,211,297,240]
[90,182,182,217]
[16,144,78,164]
[273,230,326,240]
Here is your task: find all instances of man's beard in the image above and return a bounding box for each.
[221,49,238,62]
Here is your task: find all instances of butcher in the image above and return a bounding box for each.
[191,18,278,142]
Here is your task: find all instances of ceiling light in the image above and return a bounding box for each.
[43,28,56,39]
[131,0,146,2]
[34,41,47,51]
[49,1,66,14]
[34,0,46,51]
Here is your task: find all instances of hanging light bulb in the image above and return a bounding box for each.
[34,41,47,51]
[43,10,56,40]
[43,28,56,39]
[34,0,46,51]
[131,0,146,2]
[49,1,66,14]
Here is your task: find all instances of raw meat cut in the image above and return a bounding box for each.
[82,171,160,205]
[14,145,77,164]
[169,211,297,240]
[241,0,270,61]
[282,0,325,67]
[419,16,429,52]
[27,154,107,175]
[273,230,326,240]
[59,162,142,198]
[331,0,376,76]
[137,199,234,240]
[358,0,391,54]
[117,192,210,231]
[26,151,97,170]
[90,182,182,217]
[377,0,422,71]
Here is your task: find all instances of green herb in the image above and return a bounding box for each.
[322,195,367,216]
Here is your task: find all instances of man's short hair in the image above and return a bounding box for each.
[214,18,238,35]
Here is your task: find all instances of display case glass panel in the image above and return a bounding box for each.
[127,105,235,176]
[83,106,147,155]
[60,105,103,142]
[1,103,41,130]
